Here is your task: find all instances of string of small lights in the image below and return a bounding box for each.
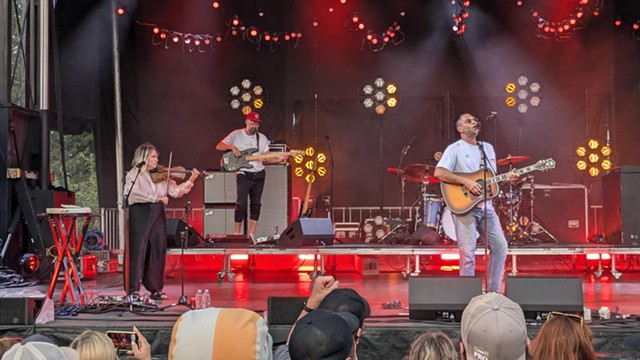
[451,0,471,36]
[518,0,605,40]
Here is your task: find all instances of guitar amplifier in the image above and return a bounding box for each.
[204,171,236,204]
[521,183,588,243]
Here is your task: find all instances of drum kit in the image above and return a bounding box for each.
[385,154,556,244]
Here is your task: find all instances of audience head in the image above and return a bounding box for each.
[289,309,360,360]
[407,330,457,360]
[0,338,21,358]
[70,330,118,360]
[460,293,528,360]
[2,334,79,360]
[624,332,640,353]
[530,312,594,360]
[168,307,272,360]
[318,289,371,328]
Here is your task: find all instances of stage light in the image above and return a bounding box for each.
[212,1,220,9]
[441,253,460,261]
[517,89,528,100]
[506,97,516,107]
[375,104,386,115]
[577,10,584,19]
[253,99,264,109]
[374,91,386,101]
[294,146,328,183]
[313,19,319,27]
[506,83,516,93]
[506,76,542,113]
[241,92,252,103]
[634,22,640,31]
[374,77,385,88]
[530,82,541,92]
[230,254,249,261]
[227,78,268,115]
[517,104,528,114]
[586,253,600,260]
[19,253,39,274]
[517,76,528,86]
[358,23,365,30]
[601,253,611,260]
[298,254,315,260]
[328,7,334,13]
[242,106,252,115]
[230,99,241,109]
[530,96,541,106]
[241,79,251,89]
[305,173,316,183]
[340,0,347,4]
[592,10,599,16]
[117,7,125,15]
[153,27,160,34]
[305,147,314,157]
[352,13,359,23]
[359,77,401,117]
[575,138,613,177]
[305,160,315,171]
[232,16,240,27]
[615,18,622,27]
[317,167,327,177]
[372,37,379,45]
[317,153,327,163]
[294,168,304,177]
[172,35,180,43]
[249,28,258,37]
[387,98,397,107]
[160,32,167,40]
[215,35,223,43]
[386,84,397,94]
[463,0,470,7]
[363,84,374,94]
[363,98,374,108]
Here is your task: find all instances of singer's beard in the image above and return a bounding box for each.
[247,127,258,135]
[463,127,480,137]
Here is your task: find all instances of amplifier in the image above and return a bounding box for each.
[203,171,236,204]
[521,183,588,243]
[0,297,44,325]
[603,166,640,245]
[203,206,237,235]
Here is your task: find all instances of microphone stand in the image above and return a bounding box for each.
[123,165,143,297]
[158,200,193,311]
[477,141,490,293]
[397,137,414,228]
[326,136,335,219]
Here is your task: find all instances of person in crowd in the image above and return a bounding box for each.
[0,338,21,358]
[124,142,200,300]
[404,330,458,360]
[288,309,360,360]
[435,113,518,293]
[216,111,288,240]
[530,312,595,360]
[70,331,117,360]
[460,293,528,360]
[2,334,79,360]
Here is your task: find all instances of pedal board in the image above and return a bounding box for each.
[204,234,252,246]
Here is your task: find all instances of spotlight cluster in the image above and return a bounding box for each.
[575,139,613,177]
[504,76,542,114]
[225,78,268,115]
[358,77,401,117]
[293,147,328,183]
[525,0,604,40]
[451,0,471,36]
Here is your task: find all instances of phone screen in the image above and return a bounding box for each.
[106,331,137,351]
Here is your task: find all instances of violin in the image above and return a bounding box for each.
[149,165,194,183]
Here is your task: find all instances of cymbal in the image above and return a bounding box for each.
[403,164,440,183]
[386,167,404,175]
[496,155,529,166]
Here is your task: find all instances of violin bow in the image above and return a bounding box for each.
[165,151,173,191]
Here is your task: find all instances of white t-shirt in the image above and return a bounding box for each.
[221,129,270,173]
[437,139,497,209]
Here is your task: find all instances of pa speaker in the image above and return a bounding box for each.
[0,297,44,325]
[267,296,306,325]
[277,218,334,246]
[409,276,482,321]
[166,219,199,248]
[506,276,583,320]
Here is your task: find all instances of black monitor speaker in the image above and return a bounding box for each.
[409,276,483,321]
[277,218,334,246]
[166,219,200,247]
[506,276,583,320]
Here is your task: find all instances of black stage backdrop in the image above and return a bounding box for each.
[53,0,640,210]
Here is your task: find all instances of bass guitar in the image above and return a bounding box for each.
[299,179,314,218]
[441,158,556,214]
[222,148,303,172]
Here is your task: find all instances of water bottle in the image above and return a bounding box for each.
[203,289,211,309]
[195,289,203,309]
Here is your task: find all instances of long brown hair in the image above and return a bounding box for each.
[530,315,595,360]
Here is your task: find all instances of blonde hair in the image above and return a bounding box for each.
[408,330,458,360]
[131,142,157,169]
[70,330,118,360]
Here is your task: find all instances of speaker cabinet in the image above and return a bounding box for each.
[603,166,640,245]
[254,165,291,240]
[267,296,306,325]
[409,276,483,321]
[203,206,236,235]
[278,218,335,246]
[521,183,588,243]
[166,219,199,247]
[0,297,44,325]
[506,276,583,320]
[203,171,236,204]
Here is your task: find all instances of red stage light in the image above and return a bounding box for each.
[372,38,379,45]
[383,36,390,43]
[212,1,219,9]
[593,10,599,16]
[230,254,249,261]
[232,16,240,26]
[216,35,223,42]
[352,14,359,23]
[296,32,302,38]
[601,253,612,260]
[462,11,469,19]
[570,18,576,25]
[285,34,291,41]
[463,0,470,7]
[537,22,544,29]
[615,19,622,26]
[194,39,200,46]
[634,22,640,30]
[441,253,460,261]
[160,33,167,39]
[358,23,365,30]
[291,32,296,38]
[579,0,588,4]
[273,36,279,42]
[367,34,373,41]
[264,33,271,41]
[586,253,600,260]
[204,38,211,45]
[328,7,334,13]
[153,27,160,34]
[184,37,191,44]
[544,26,550,32]
[563,24,570,30]
[532,11,539,18]
[172,35,180,43]
[231,29,238,36]
[340,0,347,3]
[576,11,584,19]
[558,27,564,33]
[116,7,125,15]
[250,29,258,37]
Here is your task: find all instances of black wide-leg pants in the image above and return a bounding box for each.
[126,203,167,293]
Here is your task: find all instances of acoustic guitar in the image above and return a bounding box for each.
[222,148,303,172]
[440,158,556,214]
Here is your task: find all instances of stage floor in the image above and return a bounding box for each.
[2,255,640,359]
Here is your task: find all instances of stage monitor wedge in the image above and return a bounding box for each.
[409,276,483,321]
[166,219,199,247]
[277,218,334,246]
[506,276,583,320]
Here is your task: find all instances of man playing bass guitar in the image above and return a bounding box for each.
[434,113,518,293]
[216,112,288,241]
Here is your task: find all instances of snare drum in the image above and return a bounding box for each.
[440,207,480,242]
[422,197,444,228]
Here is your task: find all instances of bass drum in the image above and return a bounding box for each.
[440,208,479,242]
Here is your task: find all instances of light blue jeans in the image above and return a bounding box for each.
[452,205,507,293]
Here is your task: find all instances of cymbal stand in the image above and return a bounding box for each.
[502,165,524,242]
[525,176,557,243]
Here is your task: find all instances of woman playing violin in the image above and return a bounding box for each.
[124,142,200,300]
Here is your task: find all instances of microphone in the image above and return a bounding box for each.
[325,135,331,142]
[402,136,417,156]
[486,111,498,121]
[136,161,146,169]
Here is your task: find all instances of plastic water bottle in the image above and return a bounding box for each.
[203,289,211,309]
[195,289,203,309]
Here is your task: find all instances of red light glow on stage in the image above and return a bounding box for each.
[212,1,219,9]
[116,7,125,15]
[298,254,315,260]
[230,254,249,261]
[441,253,460,261]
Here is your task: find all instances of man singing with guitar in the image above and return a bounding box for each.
[216,112,288,241]
[434,113,518,293]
